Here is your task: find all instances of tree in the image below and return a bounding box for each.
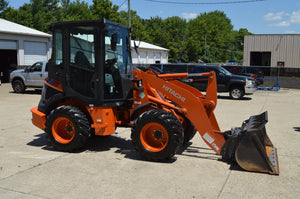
[0,0,8,18]
[61,0,92,21]
[187,11,235,62]
[163,16,188,62]
[30,0,62,32]
[0,0,8,13]
[90,0,120,22]
[144,16,168,47]
[119,10,150,42]
[231,28,252,62]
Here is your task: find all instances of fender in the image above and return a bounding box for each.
[130,102,156,121]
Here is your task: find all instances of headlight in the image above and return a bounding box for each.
[247,79,255,86]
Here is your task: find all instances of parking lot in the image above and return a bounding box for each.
[0,83,299,199]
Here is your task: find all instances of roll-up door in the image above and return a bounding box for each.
[0,40,17,50]
[131,51,138,64]
[139,52,147,64]
[148,52,154,64]
[24,42,47,65]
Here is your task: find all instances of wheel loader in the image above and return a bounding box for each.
[31,19,279,175]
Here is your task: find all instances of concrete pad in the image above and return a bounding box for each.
[0,83,300,199]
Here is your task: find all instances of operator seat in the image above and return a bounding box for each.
[75,51,90,68]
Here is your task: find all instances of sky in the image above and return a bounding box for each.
[8,0,300,34]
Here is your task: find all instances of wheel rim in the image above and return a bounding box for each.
[231,88,241,99]
[52,117,75,144]
[140,122,169,152]
[14,82,22,92]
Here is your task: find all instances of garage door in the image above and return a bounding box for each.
[139,52,147,64]
[24,42,47,65]
[148,52,154,64]
[0,40,17,50]
[131,51,138,64]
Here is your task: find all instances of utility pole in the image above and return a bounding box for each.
[128,0,131,41]
[204,34,207,57]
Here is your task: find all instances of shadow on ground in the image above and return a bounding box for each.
[217,95,252,100]
[293,127,300,132]
[28,132,234,164]
[10,89,42,95]
[178,142,220,161]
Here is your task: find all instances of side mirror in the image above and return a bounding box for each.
[219,73,225,78]
[111,33,118,51]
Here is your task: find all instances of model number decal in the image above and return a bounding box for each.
[203,133,219,151]
[162,84,186,102]
[203,133,214,144]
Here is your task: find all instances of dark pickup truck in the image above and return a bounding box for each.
[150,63,256,99]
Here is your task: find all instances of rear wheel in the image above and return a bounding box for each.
[131,109,183,161]
[12,79,25,93]
[229,87,244,99]
[45,105,91,152]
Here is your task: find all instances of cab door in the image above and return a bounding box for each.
[66,25,99,102]
[27,62,44,86]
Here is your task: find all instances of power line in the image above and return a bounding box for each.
[118,0,127,9]
[145,0,265,5]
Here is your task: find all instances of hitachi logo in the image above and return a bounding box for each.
[162,85,186,102]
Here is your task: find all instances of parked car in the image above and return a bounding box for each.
[150,63,256,99]
[222,65,264,85]
[10,61,48,93]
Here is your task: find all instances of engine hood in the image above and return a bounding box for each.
[11,69,25,74]
[230,73,254,81]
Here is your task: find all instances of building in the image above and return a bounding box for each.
[243,34,300,68]
[131,40,169,65]
[0,18,51,82]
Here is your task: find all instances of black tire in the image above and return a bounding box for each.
[229,87,244,99]
[12,79,25,93]
[131,109,184,161]
[45,105,91,152]
[183,118,197,143]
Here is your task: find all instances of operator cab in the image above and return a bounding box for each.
[48,19,133,107]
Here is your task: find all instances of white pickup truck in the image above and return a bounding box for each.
[10,61,48,93]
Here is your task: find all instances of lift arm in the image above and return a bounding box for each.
[133,69,225,154]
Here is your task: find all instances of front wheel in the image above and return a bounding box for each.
[229,87,244,99]
[12,79,25,93]
[45,105,91,152]
[131,109,184,161]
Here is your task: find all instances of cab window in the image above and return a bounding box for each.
[30,62,43,72]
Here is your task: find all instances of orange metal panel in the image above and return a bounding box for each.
[87,107,116,136]
[31,106,46,130]
[44,78,64,92]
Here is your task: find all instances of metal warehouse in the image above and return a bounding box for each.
[0,18,52,83]
[243,34,300,68]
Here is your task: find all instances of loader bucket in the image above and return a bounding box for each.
[221,112,279,175]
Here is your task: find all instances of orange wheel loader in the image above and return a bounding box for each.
[31,19,279,175]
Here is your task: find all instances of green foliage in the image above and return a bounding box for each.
[0,0,8,14]
[187,10,236,63]
[119,10,151,42]
[61,0,92,21]
[91,0,120,22]
[0,0,251,63]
